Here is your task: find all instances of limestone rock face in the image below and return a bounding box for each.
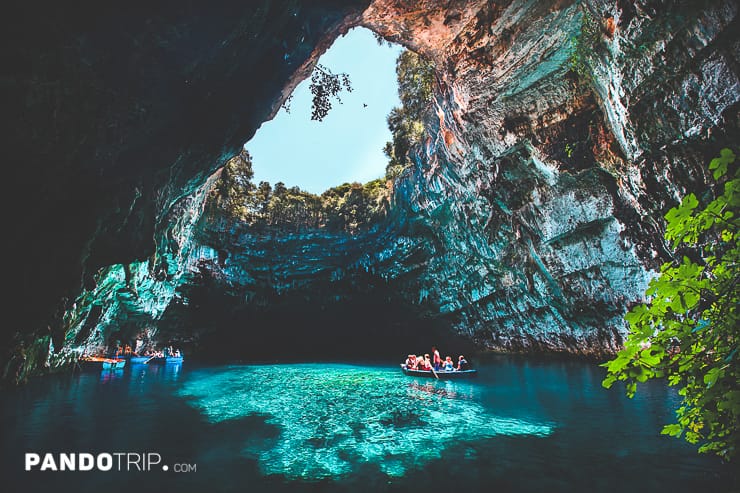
[356,0,739,353]
[1,1,370,380]
[3,1,738,380]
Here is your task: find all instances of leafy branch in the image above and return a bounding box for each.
[602,149,739,461]
[280,64,353,121]
[309,64,352,122]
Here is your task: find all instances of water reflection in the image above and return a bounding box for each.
[96,368,123,384]
[177,364,554,479]
[406,380,477,401]
[128,361,182,382]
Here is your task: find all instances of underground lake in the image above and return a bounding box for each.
[1,357,735,492]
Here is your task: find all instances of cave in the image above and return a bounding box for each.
[2,0,738,374]
[1,1,738,489]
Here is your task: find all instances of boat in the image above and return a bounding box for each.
[129,356,151,364]
[147,356,184,364]
[103,359,126,370]
[400,364,477,379]
[80,356,126,371]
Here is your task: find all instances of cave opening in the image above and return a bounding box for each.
[247,27,403,194]
[143,28,471,362]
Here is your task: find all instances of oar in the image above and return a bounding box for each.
[430,366,439,380]
[144,355,156,364]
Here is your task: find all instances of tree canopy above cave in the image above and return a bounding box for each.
[384,50,435,178]
[210,48,436,234]
[206,150,390,233]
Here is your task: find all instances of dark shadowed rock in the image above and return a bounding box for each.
[1,0,370,380]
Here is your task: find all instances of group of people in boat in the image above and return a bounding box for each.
[115,344,135,356]
[113,344,181,359]
[142,346,182,359]
[404,346,470,372]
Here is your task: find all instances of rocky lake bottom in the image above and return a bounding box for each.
[1,356,735,492]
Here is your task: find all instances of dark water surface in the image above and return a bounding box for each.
[1,356,735,492]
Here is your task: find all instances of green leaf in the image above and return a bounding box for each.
[626,381,637,397]
[639,349,664,367]
[662,423,683,437]
[602,374,617,389]
[710,148,736,179]
[665,193,698,226]
[720,147,735,160]
[624,304,650,329]
[703,367,721,388]
[710,158,727,180]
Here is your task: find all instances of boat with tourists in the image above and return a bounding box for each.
[118,346,184,364]
[400,364,477,379]
[114,354,184,364]
[400,351,476,379]
[80,356,126,371]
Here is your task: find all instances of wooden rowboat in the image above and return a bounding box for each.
[147,356,184,364]
[103,359,126,370]
[80,356,126,370]
[400,364,477,379]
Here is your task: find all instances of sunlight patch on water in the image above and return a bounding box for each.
[178,364,554,479]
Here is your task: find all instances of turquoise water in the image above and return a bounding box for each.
[177,364,553,478]
[1,357,735,492]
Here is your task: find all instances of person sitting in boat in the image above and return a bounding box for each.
[174,349,181,358]
[404,354,415,368]
[443,356,455,371]
[419,355,432,371]
[457,355,470,371]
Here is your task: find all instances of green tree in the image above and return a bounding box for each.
[207,154,388,233]
[603,149,739,460]
[396,50,434,117]
[209,149,255,220]
[255,181,272,217]
[320,180,389,232]
[384,50,435,178]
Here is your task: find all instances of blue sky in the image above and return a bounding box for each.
[245,27,403,194]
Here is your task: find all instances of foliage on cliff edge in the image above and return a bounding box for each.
[384,50,435,179]
[207,150,389,233]
[603,149,739,461]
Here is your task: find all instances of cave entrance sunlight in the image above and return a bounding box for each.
[245,26,403,195]
[187,29,448,362]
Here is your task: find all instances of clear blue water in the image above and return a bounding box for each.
[1,357,735,492]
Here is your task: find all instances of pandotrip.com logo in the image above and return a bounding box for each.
[25,453,196,472]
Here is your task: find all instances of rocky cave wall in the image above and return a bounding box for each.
[359,0,739,353]
[1,0,372,381]
[3,0,738,381]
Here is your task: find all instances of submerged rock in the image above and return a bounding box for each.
[178,364,554,478]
